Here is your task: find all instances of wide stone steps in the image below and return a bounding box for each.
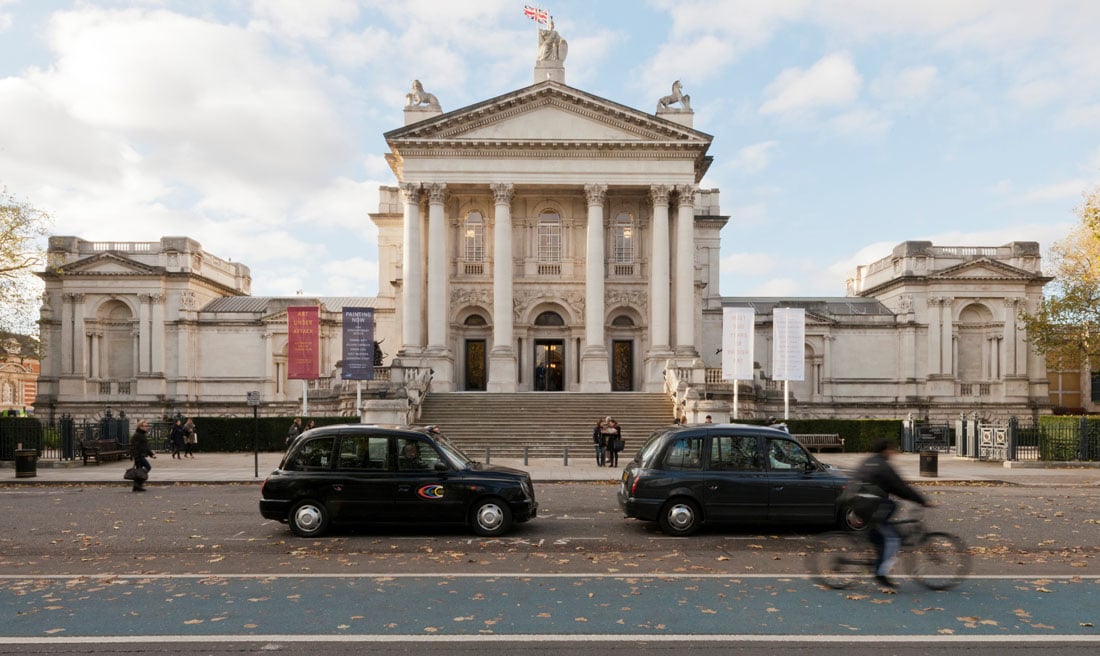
[417,392,675,459]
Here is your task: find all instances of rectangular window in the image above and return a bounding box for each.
[538,222,561,262]
[710,435,761,471]
[338,435,389,470]
[464,223,484,262]
[663,437,706,470]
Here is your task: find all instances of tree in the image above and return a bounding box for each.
[0,188,50,339]
[1019,186,1100,365]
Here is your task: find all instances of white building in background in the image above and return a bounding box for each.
[34,27,1053,424]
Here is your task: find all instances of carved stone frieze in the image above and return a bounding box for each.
[451,286,492,309]
[180,290,197,310]
[606,288,648,315]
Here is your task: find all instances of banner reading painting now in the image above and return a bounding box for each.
[287,306,320,380]
[772,307,805,382]
[342,307,375,381]
[721,307,755,381]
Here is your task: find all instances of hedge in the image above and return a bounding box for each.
[742,418,905,452]
[184,416,355,452]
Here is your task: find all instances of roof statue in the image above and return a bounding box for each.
[656,80,692,113]
[405,79,440,110]
[536,16,568,63]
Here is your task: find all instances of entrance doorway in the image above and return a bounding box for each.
[464,340,486,391]
[612,340,634,391]
[534,340,565,391]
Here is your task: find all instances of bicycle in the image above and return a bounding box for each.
[805,504,971,590]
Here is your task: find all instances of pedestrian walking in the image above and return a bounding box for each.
[168,419,185,459]
[129,420,155,492]
[592,418,607,466]
[182,417,197,457]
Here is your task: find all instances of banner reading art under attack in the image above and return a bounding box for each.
[287,306,319,380]
[342,307,375,381]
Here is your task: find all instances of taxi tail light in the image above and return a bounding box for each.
[630,473,643,496]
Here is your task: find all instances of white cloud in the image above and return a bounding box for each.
[721,252,776,276]
[749,277,802,297]
[1019,179,1093,203]
[760,52,862,116]
[249,0,360,40]
[729,141,778,173]
[870,65,938,105]
[319,257,379,296]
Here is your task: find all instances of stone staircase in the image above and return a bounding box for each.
[417,392,676,460]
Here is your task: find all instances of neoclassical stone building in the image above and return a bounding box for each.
[33,33,1054,423]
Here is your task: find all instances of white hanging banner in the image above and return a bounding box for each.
[772,307,805,382]
[722,307,755,381]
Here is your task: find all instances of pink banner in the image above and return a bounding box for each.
[287,306,319,380]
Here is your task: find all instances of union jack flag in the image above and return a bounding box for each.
[524,5,549,24]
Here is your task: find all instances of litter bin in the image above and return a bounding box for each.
[14,449,37,478]
[918,450,938,478]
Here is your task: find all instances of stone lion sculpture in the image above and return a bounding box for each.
[656,80,691,112]
[405,80,441,110]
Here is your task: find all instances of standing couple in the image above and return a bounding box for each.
[592,416,624,468]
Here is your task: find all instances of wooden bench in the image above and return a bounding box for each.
[80,439,128,465]
[794,434,845,453]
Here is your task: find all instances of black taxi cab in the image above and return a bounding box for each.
[617,423,858,536]
[260,424,537,537]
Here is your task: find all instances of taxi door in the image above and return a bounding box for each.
[392,436,465,523]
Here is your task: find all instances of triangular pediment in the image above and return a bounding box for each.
[60,253,160,276]
[931,258,1038,280]
[386,81,712,146]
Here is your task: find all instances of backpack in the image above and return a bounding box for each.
[837,480,884,522]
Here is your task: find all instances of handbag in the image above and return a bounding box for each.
[124,466,148,482]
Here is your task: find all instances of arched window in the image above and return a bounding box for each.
[537,211,561,263]
[611,315,635,327]
[613,212,634,263]
[464,314,488,326]
[1,381,13,404]
[534,311,564,326]
[464,211,484,262]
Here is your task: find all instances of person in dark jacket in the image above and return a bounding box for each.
[129,420,156,492]
[592,418,607,467]
[607,418,623,468]
[853,439,933,587]
[169,419,185,459]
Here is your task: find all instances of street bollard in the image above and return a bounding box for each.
[484,447,491,465]
[523,446,529,466]
[563,447,569,467]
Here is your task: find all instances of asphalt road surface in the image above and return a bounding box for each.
[1,481,1098,653]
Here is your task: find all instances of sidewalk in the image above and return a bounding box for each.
[3,451,1099,486]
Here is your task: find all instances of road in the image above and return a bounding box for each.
[1,482,1098,653]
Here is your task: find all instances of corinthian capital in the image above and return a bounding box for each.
[490,182,514,205]
[399,182,422,204]
[649,184,671,206]
[584,183,607,206]
[425,182,447,205]
[676,184,698,207]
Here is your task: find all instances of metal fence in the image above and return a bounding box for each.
[1,414,173,462]
[976,417,1100,462]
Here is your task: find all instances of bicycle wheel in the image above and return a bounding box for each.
[909,531,971,590]
[806,531,874,589]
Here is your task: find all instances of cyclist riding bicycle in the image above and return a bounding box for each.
[853,439,934,587]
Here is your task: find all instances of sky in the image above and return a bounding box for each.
[2,0,1099,303]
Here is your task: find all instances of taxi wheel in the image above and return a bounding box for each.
[838,505,867,532]
[470,497,513,537]
[658,498,701,536]
[289,500,330,537]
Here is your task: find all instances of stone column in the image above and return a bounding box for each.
[72,294,86,377]
[927,297,942,375]
[150,293,165,375]
[643,185,673,391]
[942,297,955,376]
[488,183,517,392]
[582,184,610,391]
[674,184,698,355]
[400,182,423,353]
[426,183,448,350]
[61,294,75,375]
[1004,297,1022,376]
[89,331,100,378]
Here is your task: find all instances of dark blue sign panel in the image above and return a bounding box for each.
[342,307,374,380]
